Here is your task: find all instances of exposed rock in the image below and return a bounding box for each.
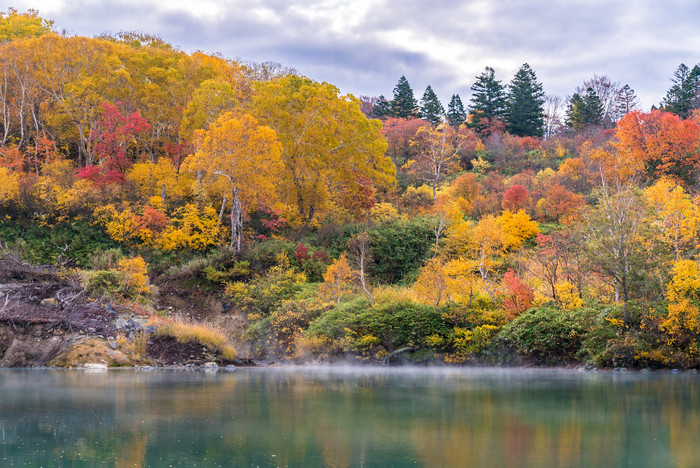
[40,298,58,307]
[202,361,219,369]
[81,363,108,369]
[47,338,138,368]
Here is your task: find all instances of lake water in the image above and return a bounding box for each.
[0,367,698,467]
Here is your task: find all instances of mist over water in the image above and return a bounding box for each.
[0,367,697,467]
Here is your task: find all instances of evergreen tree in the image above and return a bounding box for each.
[613,84,640,120]
[661,63,700,119]
[390,75,417,118]
[373,95,390,118]
[565,87,604,131]
[504,63,545,137]
[419,85,444,125]
[468,66,506,130]
[446,94,467,127]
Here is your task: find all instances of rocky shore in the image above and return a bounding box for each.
[0,257,244,368]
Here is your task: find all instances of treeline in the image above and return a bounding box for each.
[3,9,700,368]
[364,62,699,138]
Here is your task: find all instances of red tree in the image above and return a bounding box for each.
[92,102,151,173]
[502,184,529,211]
[615,110,700,183]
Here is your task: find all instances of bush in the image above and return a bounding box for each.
[268,298,331,355]
[89,248,124,270]
[498,305,597,364]
[368,217,434,284]
[82,270,122,299]
[0,219,120,266]
[227,252,306,317]
[242,239,297,274]
[306,298,447,360]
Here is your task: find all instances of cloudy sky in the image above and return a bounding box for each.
[10,0,700,109]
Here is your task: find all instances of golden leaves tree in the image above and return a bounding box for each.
[183,112,282,251]
[253,75,394,224]
[406,124,475,200]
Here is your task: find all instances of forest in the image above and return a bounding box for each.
[2,8,700,368]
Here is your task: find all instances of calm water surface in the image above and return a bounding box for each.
[0,366,698,467]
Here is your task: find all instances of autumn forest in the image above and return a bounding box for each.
[3,9,700,368]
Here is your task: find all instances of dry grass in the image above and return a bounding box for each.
[151,316,237,361]
[372,285,421,304]
[116,332,149,360]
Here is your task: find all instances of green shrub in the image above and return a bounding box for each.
[306,298,446,359]
[82,270,122,299]
[89,248,124,270]
[0,219,120,266]
[227,252,306,317]
[498,305,597,364]
[367,217,434,284]
[243,239,297,274]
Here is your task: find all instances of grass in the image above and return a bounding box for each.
[151,316,237,361]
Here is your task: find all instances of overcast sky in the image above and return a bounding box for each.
[9,0,700,110]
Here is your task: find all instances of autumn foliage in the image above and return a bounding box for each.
[5,9,700,368]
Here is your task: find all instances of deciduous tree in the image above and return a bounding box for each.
[253,75,394,224]
[406,124,475,200]
[183,112,282,251]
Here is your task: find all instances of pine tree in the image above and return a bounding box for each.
[390,75,417,118]
[468,66,506,131]
[565,87,604,131]
[373,95,390,117]
[505,63,545,137]
[446,94,467,127]
[661,63,700,119]
[613,84,640,121]
[419,85,444,125]
[565,93,585,131]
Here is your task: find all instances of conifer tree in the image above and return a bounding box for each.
[419,85,444,125]
[373,95,390,118]
[613,84,640,120]
[446,94,467,127]
[565,87,604,131]
[661,63,700,119]
[468,66,506,129]
[390,75,417,118]
[504,63,545,137]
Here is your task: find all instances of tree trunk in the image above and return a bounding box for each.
[230,188,243,252]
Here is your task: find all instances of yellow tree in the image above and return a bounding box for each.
[0,8,53,42]
[406,124,476,200]
[252,75,394,224]
[496,209,540,250]
[179,79,238,141]
[471,215,508,304]
[643,177,700,261]
[183,112,282,251]
[319,254,357,305]
[414,258,449,307]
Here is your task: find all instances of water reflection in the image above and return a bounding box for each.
[0,367,699,467]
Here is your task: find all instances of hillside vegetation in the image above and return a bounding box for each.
[2,9,700,368]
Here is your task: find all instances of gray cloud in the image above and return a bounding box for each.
[10,0,700,110]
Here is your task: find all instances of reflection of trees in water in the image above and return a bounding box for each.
[2,370,700,467]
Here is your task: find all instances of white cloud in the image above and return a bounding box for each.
[6,0,699,109]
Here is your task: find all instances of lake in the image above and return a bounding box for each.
[0,366,698,467]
